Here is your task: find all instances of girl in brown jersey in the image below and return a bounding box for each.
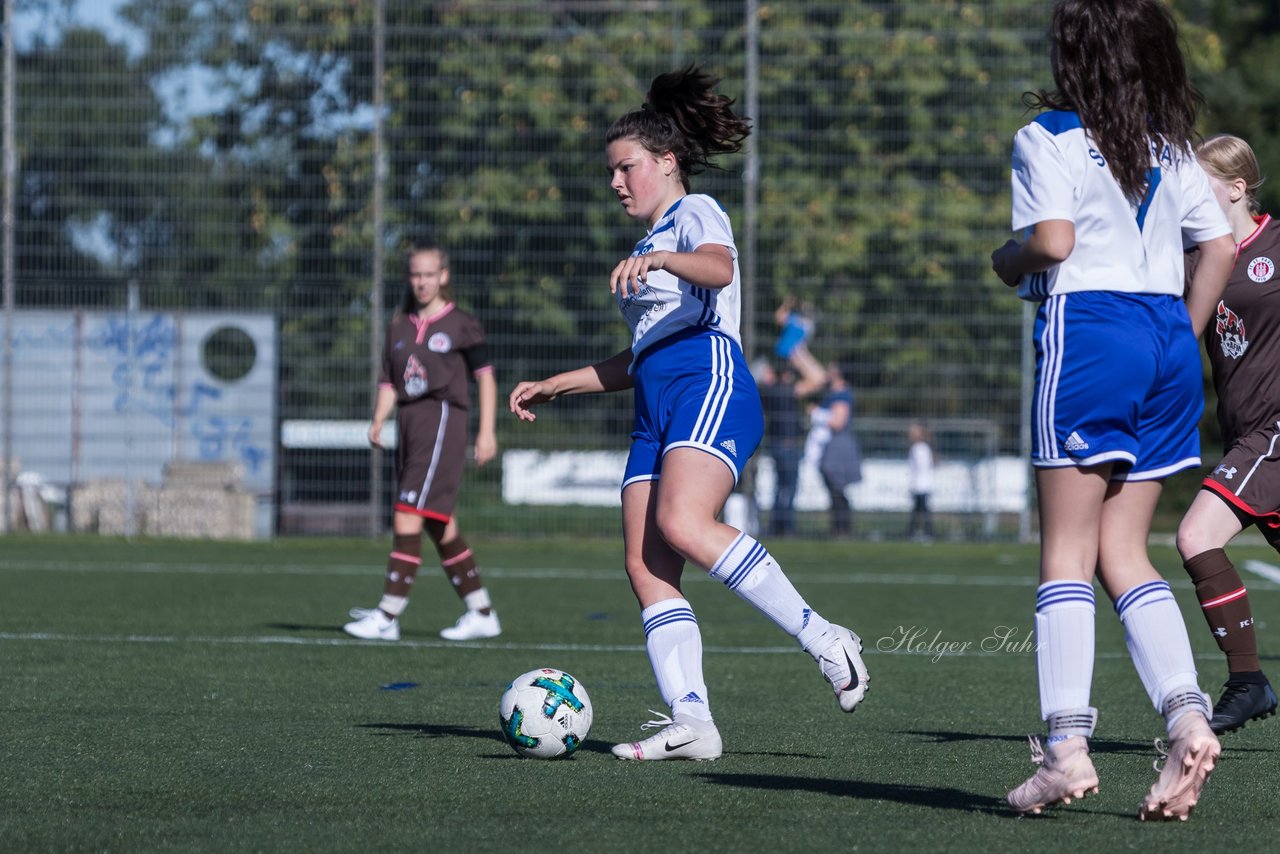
[1177,134,1278,733]
[344,239,502,642]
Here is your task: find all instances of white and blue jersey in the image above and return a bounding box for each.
[1011,111,1228,301]
[618,194,742,360]
[618,194,760,488]
[1010,111,1230,478]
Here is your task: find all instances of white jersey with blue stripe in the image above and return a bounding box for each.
[617,194,742,360]
[1010,110,1230,301]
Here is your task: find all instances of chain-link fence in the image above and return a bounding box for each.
[2,0,1052,540]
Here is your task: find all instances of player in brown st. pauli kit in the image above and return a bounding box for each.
[1177,133,1279,733]
[344,238,502,642]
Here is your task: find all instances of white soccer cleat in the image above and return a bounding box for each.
[611,712,723,761]
[343,608,400,641]
[1008,735,1099,815]
[439,609,502,641]
[1139,712,1220,822]
[811,624,870,712]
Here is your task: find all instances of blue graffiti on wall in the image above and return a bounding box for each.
[193,416,269,473]
[84,313,267,473]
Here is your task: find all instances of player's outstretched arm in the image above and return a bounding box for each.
[509,348,634,423]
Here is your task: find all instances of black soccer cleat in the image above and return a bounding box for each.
[1209,679,1278,734]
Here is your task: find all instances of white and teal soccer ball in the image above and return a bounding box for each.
[498,668,593,759]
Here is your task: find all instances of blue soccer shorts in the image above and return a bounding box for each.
[1032,291,1202,481]
[624,328,764,490]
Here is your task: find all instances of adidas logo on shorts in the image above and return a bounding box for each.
[720,439,738,457]
[1063,431,1089,452]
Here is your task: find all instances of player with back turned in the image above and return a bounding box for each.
[990,0,1235,821]
[509,65,870,761]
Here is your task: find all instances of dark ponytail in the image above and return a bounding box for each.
[607,65,751,190]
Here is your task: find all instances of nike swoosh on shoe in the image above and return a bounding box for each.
[843,651,861,690]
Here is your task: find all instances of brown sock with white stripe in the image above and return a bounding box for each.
[377,533,422,616]
[1184,548,1261,674]
[434,533,491,615]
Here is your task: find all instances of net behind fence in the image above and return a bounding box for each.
[3,0,1052,539]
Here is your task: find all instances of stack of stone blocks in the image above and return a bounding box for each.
[71,461,255,539]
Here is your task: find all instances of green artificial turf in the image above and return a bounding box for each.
[1,535,1277,852]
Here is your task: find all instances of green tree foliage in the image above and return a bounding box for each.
[14,25,163,305]
[1179,1,1280,213]
[117,0,386,416]
[20,0,1262,447]
[746,2,1048,423]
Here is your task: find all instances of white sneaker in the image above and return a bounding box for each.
[439,609,502,640]
[343,609,400,641]
[611,712,723,761]
[811,624,870,712]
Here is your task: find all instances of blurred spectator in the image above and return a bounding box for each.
[758,356,826,536]
[816,362,862,537]
[774,296,825,384]
[906,422,935,541]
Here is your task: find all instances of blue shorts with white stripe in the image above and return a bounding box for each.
[624,327,764,489]
[1032,291,1201,481]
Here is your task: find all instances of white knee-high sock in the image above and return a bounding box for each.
[1035,581,1097,737]
[1116,580,1209,726]
[641,598,713,723]
[708,532,831,649]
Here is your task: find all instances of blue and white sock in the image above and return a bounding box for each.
[1116,579,1207,727]
[642,598,713,723]
[1035,581,1096,742]
[708,532,831,649]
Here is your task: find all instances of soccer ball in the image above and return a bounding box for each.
[498,668,593,759]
